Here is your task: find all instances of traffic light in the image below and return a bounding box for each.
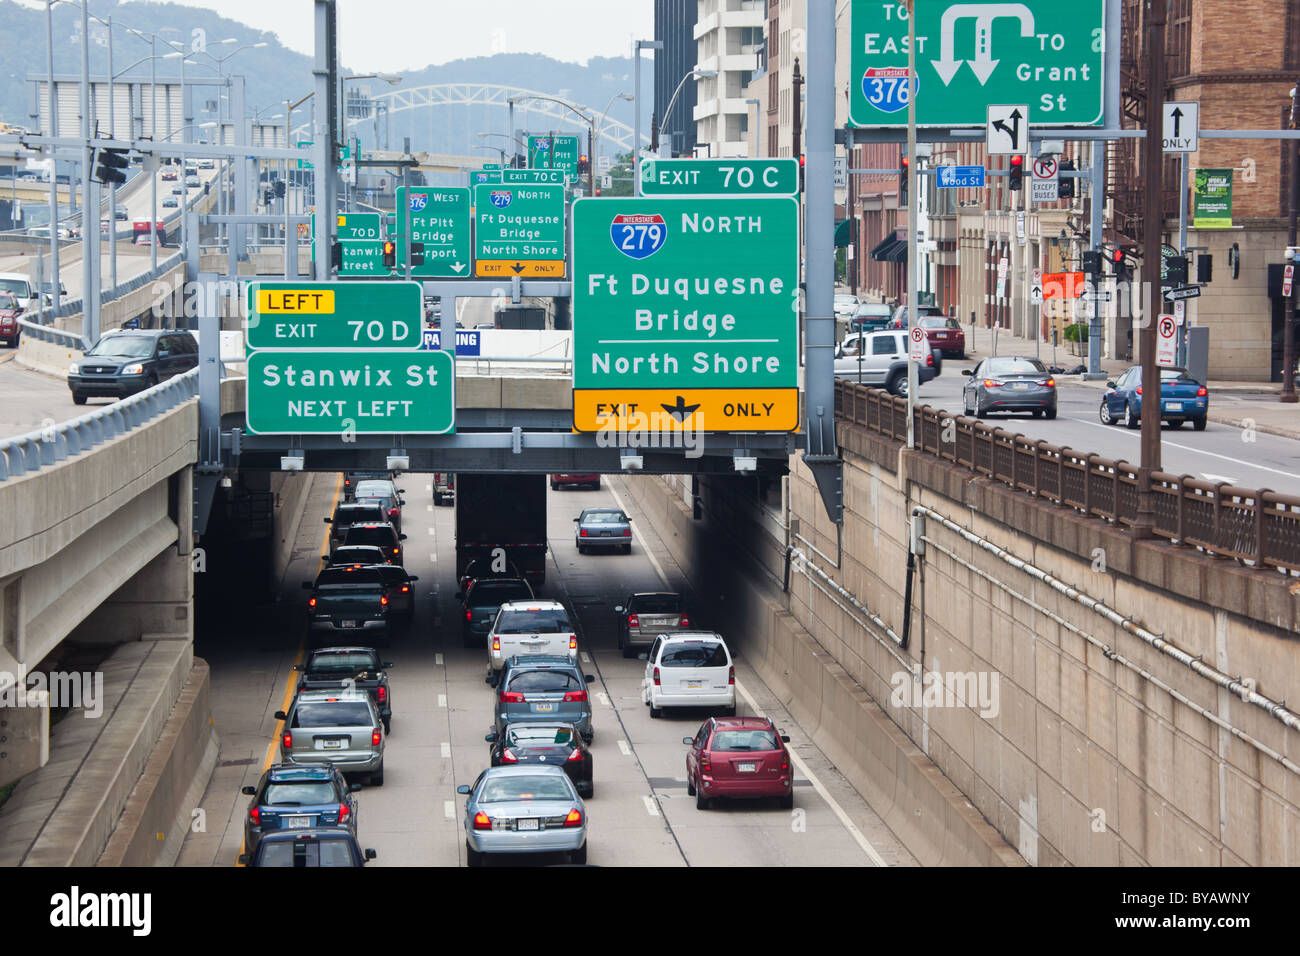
[409,241,425,268]
[578,155,590,175]
[93,147,129,186]
[274,179,286,198]
[899,155,909,206]
[1081,250,1103,275]
[799,154,806,191]
[1008,153,1024,191]
[1166,255,1189,286]
[382,240,396,270]
[1197,253,1213,283]
[1110,246,1130,282]
[1057,159,1075,199]
[330,241,343,272]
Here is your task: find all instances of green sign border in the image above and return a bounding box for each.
[245,279,424,351]
[640,158,800,197]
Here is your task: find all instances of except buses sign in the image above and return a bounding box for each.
[639,158,799,197]
[473,183,566,277]
[571,196,799,433]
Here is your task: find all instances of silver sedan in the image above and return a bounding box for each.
[457,765,588,866]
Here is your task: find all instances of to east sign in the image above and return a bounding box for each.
[571,196,799,433]
[639,158,799,197]
[246,281,423,350]
[246,350,455,435]
[849,0,1105,127]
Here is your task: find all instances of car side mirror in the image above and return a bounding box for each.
[456,785,471,794]
[384,662,394,669]
[961,369,973,376]
[572,517,579,522]
[585,674,595,683]
[364,849,377,861]
[241,786,256,795]
[484,732,497,742]
[613,606,624,614]
[398,488,406,494]
[291,664,302,672]
[398,533,407,540]
[781,735,791,743]
[408,575,419,582]
[237,854,250,865]
[682,737,694,745]
[637,652,649,661]
[1106,381,1117,389]
[350,783,362,792]
[323,517,332,524]
[834,346,843,358]
[274,711,287,721]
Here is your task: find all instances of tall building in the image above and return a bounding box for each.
[655,0,698,157]
[693,0,765,158]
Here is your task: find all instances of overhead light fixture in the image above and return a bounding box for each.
[280,454,304,472]
[620,452,643,471]
[386,452,410,472]
[733,453,757,472]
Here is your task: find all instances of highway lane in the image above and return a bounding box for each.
[0,354,82,435]
[872,367,1300,495]
[179,473,917,868]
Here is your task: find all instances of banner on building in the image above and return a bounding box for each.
[1193,168,1233,229]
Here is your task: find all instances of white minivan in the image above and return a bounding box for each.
[0,274,37,312]
[487,600,578,680]
[643,632,735,718]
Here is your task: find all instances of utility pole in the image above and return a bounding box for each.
[45,0,61,312]
[1135,0,1167,538]
[848,126,857,296]
[792,58,803,164]
[1283,83,1300,403]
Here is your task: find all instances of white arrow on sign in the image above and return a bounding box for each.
[987,104,1029,154]
[450,261,466,273]
[932,3,1036,86]
[1162,101,1199,153]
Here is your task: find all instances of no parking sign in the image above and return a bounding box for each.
[1156,314,1178,367]
[909,325,929,362]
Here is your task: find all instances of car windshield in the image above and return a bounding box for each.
[711,729,778,751]
[478,775,572,803]
[85,334,154,358]
[854,305,890,316]
[661,642,728,667]
[1159,368,1200,385]
[507,725,575,746]
[630,594,681,614]
[985,358,1046,376]
[344,527,394,548]
[354,481,395,498]
[582,511,626,524]
[469,582,532,606]
[316,566,384,585]
[308,652,378,673]
[334,505,384,523]
[330,548,386,564]
[291,702,372,728]
[919,316,950,328]
[495,608,571,634]
[263,782,338,805]
[508,670,582,693]
[257,838,356,867]
[0,294,17,309]
[0,279,28,297]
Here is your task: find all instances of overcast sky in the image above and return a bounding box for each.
[112,1,655,71]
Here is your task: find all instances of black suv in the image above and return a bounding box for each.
[69,329,198,404]
[325,501,389,551]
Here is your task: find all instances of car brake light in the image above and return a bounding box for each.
[388,508,398,517]
[473,811,492,830]
[982,379,1003,388]
[569,634,577,650]
[701,754,712,773]
[679,614,690,626]
[926,353,934,367]
[563,690,588,702]
[627,613,639,627]
[308,597,316,608]
[1041,378,1056,388]
[249,806,260,825]
[580,528,589,537]
[1197,386,1207,397]
[338,803,350,823]
[372,728,382,746]
[729,666,735,685]
[501,748,518,763]
[282,731,292,748]
[380,594,389,607]
[466,609,473,622]
[566,747,583,762]
[492,636,501,652]
[401,585,410,593]
[563,808,583,827]
[391,548,399,556]
[376,685,387,703]
[500,691,525,703]
[653,666,660,686]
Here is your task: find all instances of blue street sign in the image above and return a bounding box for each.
[420,329,481,355]
[935,165,986,189]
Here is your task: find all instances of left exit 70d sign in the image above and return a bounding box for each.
[245,280,423,350]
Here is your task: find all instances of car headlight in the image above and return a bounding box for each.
[122,362,144,375]
[68,362,79,374]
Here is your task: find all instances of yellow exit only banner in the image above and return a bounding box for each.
[474,259,565,278]
[573,388,799,433]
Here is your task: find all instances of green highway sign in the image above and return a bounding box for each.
[245,280,424,350]
[337,213,381,241]
[296,140,314,170]
[470,169,502,186]
[473,183,566,277]
[848,0,1105,127]
[336,213,385,276]
[395,186,472,277]
[246,350,455,435]
[571,197,800,433]
[504,167,567,186]
[483,163,502,170]
[640,158,799,197]
[528,135,581,180]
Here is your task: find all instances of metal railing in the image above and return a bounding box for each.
[0,367,198,481]
[834,379,1300,574]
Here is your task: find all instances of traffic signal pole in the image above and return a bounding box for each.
[1135,0,1168,539]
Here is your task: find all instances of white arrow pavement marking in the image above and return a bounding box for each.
[618,739,632,756]
[580,652,592,665]
[596,691,611,707]
[437,694,447,708]
[642,795,660,817]
[435,653,444,666]
[440,742,451,758]
[444,800,455,819]
[428,527,435,535]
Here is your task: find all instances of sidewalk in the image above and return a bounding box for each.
[958,321,1300,440]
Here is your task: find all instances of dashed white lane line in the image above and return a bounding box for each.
[617,739,632,756]
[734,678,888,867]
[435,653,444,666]
[596,691,611,707]
[606,483,670,588]
[1072,420,1300,481]
[440,742,451,758]
[425,483,432,493]
[443,800,455,819]
[580,652,592,665]
[427,527,435,535]
[437,694,447,708]
[427,503,434,512]
[642,795,660,817]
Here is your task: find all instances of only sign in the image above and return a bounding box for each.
[909,325,929,363]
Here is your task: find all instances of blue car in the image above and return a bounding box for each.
[241,764,360,854]
[1100,365,1208,430]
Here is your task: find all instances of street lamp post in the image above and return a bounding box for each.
[594,92,633,186]
[44,1,61,311]
[659,69,716,158]
[632,39,662,196]
[126,27,163,269]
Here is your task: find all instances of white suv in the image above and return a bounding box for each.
[487,600,577,679]
[643,632,735,718]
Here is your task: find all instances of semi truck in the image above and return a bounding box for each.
[455,474,547,590]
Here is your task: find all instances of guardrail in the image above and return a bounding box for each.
[834,379,1300,574]
[0,367,198,481]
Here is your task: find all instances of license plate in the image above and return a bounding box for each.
[340,620,358,628]
[517,818,539,831]
[1164,402,1181,411]
[1011,383,1028,390]
[526,644,546,653]
[532,702,554,712]
[738,763,757,773]
[322,739,343,749]
[285,815,312,829]
[686,680,703,688]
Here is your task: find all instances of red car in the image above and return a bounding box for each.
[683,716,793,810]
[918,315,966,358]
[0,292,22,347]
[550,473,600,490]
